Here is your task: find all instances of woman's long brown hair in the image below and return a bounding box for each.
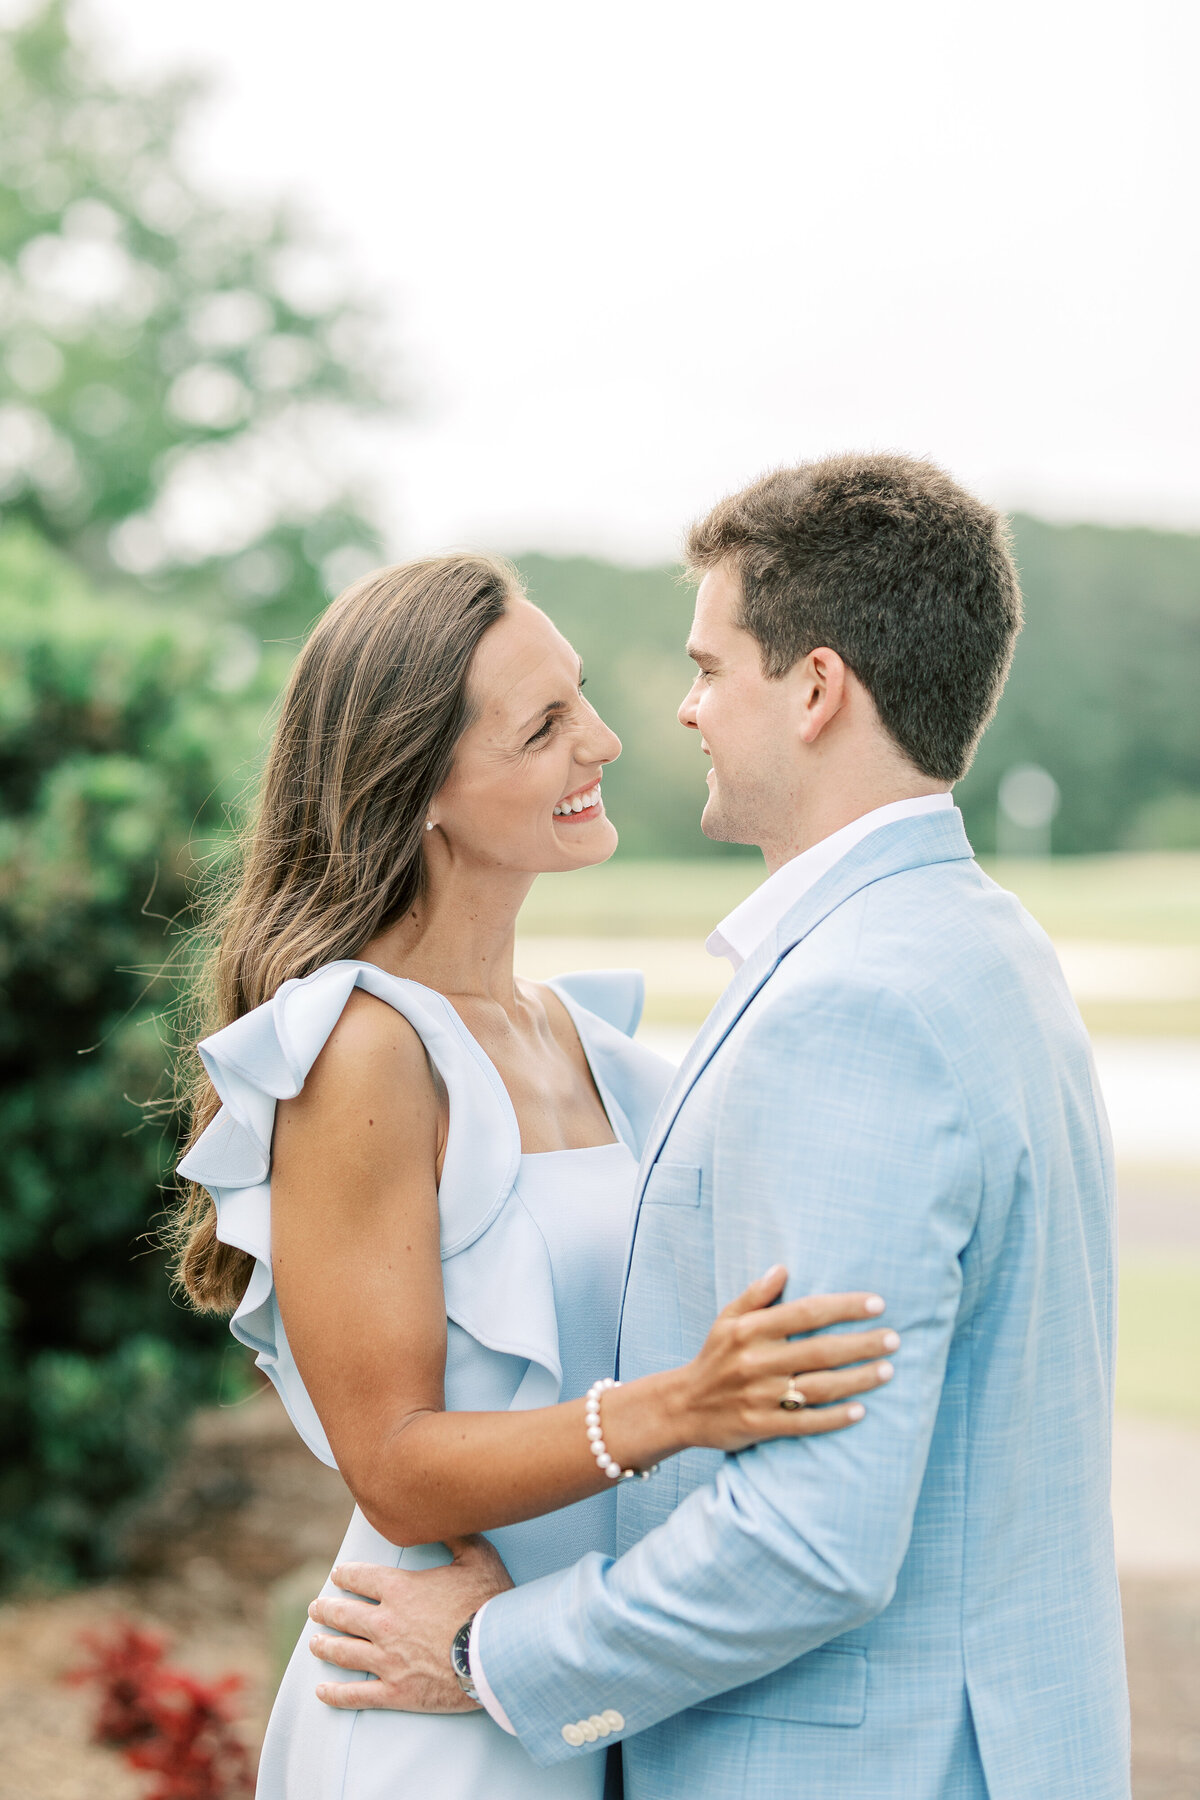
[169,554,514,1313]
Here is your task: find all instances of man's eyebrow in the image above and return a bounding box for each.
[686,641,717,666]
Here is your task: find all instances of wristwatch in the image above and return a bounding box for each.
[450,1611,480,1703]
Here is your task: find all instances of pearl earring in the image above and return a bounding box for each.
[425,820,434,832]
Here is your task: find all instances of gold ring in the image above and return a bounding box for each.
[779,1377,808,1412]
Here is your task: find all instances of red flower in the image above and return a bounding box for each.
[68,1620,255,1799]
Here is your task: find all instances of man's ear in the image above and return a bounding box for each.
[794,647,848,745]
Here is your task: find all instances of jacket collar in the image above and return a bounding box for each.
[708,792,955,970]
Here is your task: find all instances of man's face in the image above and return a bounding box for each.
[678,562,800,853]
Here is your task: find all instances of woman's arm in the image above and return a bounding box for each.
[272,990,897,1548]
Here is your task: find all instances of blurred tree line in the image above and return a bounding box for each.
[518,527,1200,860]
[1,0,1198,1587]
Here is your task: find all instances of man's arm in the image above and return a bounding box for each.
[474,977,982,1765]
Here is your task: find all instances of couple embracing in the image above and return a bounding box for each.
[174,453,1129,1799]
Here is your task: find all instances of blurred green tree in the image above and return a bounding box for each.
[520,515,1200,859]
[0,525,277,1586]
[0,0,388,635]
[959,516,1200,854]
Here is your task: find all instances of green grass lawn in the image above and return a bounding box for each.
[984,854,1200,945]
[519,851,1200,942]
[520,852,1200,1031]
[519,855,763,936]
[1117,1257,1200,1426]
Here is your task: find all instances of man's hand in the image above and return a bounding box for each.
[308,1535,514,1712]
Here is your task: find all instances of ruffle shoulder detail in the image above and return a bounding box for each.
[176,962,670,1468]
[548,970,672,1152]
[179,960,523,1253]
[550,968,643,1038]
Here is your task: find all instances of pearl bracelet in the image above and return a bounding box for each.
[585,1377,658,1482]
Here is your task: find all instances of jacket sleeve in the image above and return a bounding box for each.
[473,977,983,1766]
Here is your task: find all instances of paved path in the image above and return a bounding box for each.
[1113,1416,1200,1574]
[634,1026,1200,1174]
[1119,1178,1200,1250]
[518,934,1200,1007]
[1055,941,1200,1002]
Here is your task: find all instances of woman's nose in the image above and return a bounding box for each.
[584,709,621,766]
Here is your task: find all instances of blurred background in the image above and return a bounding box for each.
[0,0,1196,1794]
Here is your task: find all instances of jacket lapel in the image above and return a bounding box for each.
[616,809,973,1365]
[634,932,784,1180]
[632,808,975,1191]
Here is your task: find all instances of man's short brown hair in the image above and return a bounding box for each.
[686,453,1022,782]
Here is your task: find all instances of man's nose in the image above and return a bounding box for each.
[678,680,701,730]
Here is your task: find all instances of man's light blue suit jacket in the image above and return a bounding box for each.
[477,810,1130,1798]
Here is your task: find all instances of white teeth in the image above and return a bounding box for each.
[554,785,600,817]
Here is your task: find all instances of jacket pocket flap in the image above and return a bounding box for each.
[642,1163,702,1207]
[695,1645,866,1727]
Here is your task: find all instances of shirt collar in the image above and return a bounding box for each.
[706,792,955,970]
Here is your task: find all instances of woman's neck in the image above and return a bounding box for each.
[362,861,535,1013]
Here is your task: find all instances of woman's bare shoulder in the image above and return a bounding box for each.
[286,985,438,1126]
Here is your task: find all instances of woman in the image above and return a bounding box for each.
[173,555,898,1800]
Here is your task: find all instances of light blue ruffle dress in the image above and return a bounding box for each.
[178,960,673,1800]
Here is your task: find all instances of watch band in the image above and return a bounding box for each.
[450,1610,480,1702]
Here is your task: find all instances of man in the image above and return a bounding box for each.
[309,454,1130,1797]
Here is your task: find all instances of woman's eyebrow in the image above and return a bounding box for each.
[519,698,568,733]
[518,662,585,734]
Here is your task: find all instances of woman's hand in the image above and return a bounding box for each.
[668,1266,898,1452]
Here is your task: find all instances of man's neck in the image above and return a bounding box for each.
[759,780,951,875]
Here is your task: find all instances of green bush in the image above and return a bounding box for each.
[0,0,399,1587]
[0,527,273,1586]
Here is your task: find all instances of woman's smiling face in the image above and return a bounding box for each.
[429,596,621,875]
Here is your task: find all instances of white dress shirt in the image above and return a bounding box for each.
[706,792,954,970]
[471,788,954,1733]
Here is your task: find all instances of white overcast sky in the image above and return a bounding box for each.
[22,0,1200,561]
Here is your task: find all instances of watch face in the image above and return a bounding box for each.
[451,1619,474,1682]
